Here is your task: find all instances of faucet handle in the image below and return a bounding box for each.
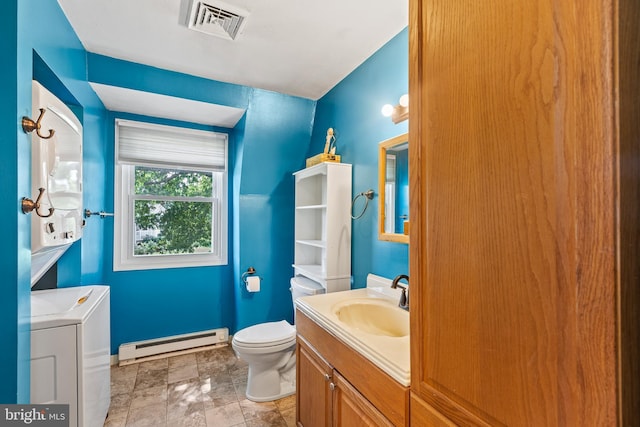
[391,274,410,311]
[399,288,407,307]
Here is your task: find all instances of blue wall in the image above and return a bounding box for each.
[87,55,255,353]
[311,29,410,287]
[0,0,23,404]
[1,0,107,403]
[87,56,316,350]
[87,54,250,110]
[102,111,236,354]
[234,90,316,330]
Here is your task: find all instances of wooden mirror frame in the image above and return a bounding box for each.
[378,133,409,244]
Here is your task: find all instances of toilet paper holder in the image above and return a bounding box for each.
[241,266,258,285]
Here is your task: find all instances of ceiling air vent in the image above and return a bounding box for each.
[187,1,249,41]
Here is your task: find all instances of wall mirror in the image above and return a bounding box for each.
[378,133,409,244]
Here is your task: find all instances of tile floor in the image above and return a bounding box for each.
[104,346,296,427]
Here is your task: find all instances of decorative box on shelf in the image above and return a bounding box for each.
[306,153,341,168]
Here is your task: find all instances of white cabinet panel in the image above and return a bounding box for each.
[31,325,78,426]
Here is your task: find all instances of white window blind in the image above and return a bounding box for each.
[116,120,227,171]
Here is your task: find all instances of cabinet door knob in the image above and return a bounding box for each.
[329,382,336,391]
[324,373,331,381]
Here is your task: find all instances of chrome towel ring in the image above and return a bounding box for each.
[351,189,374,219]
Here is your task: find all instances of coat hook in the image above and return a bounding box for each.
[22,188,55,218]
[22,108,55,140]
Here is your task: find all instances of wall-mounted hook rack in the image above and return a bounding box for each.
[22,108,55,139]
[22,188,55,218]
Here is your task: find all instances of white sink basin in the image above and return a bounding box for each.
[332,298,409,337]
[295,286,411,386]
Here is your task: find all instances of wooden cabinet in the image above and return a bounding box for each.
[332,371,393,427]
[408,0,640,426]
[296,311,409,426]
[293,162,352,293]
[297,337,332,427]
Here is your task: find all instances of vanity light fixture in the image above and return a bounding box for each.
[381,94,409,124]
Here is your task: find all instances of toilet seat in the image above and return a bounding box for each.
[232,320,296,351]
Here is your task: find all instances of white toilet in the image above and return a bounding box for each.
[232,276,325,402]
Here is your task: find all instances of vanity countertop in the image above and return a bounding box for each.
[295,280,410,386]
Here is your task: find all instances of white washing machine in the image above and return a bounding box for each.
[31,285,111,427]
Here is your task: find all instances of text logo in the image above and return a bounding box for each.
[0,405,68,427]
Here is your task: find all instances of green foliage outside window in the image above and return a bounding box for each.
[133,167,215,256]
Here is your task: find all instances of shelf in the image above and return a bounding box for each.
[293,163,329,179]
[293,265,352,283]
[296,240,326,249]
[293,162,353,179]
[292,264,325,279]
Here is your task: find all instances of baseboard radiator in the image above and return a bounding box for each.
[118,328,229,365]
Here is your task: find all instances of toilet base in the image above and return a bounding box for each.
[245,382,295,403]
[243,352,296,402]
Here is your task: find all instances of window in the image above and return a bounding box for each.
[114,120,228,271]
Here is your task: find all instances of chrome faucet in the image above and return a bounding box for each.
[390,274,409,311]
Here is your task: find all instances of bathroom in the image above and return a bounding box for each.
[3,1,637,426]
[1,0,409,425]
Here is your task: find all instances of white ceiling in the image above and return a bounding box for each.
[57,0,408,102]
[90,83,246,127]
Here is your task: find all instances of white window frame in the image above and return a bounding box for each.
[113,119,228,271]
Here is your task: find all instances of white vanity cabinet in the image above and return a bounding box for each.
[293,162,351,293]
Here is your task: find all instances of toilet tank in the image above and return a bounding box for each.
[290,275,325,301]
[30,80,83,254]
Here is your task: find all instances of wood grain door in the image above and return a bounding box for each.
[297,337,333,427]
[408,0,639,425]
[331,371,393,427]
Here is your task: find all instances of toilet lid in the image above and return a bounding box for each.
[290,276,325,294]
[233,320,296,347]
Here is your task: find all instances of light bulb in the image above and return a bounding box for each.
[399,94,409,107]
[381,104,394,117]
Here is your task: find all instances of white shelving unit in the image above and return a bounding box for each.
[293,162,352,293]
